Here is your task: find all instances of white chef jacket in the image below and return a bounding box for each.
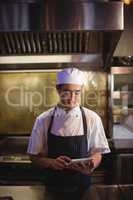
[27,105,110,156]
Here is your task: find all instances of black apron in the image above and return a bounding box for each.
[44,106,91,190]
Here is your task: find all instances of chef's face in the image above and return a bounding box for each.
[56,84,82,109]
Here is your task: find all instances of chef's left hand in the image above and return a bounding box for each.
[67,159,94,175]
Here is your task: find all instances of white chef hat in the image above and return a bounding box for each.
[56,68,85,85]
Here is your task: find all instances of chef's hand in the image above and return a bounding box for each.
[29,154,72,170]
[67,159,94,175]
[49,155,71,170]
[67,153,102,174]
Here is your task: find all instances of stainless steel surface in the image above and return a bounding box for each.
[0,136,29,153]
[114,153,133,184]
[0,31,104,54]
[43,1,123,31]
[0,30,122,67]
[0,155,31,163]
[0,1,124,67]
[0,54,103,65]
[114,6,133,56]
[111,67,133,74]
[0,1,123,31]
[0,185,133,200]
[0,186,45,200]
[110,67,133,139]
[85,184,133,200]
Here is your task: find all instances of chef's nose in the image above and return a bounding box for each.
[69,91,76,100]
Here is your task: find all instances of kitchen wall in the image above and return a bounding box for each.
[0,70,109,136]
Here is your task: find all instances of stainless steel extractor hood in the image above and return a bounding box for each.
[114,5,133,57]
[0,0,123,68]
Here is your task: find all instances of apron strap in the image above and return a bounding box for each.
[80,106,87,134]
[47,106,57,133]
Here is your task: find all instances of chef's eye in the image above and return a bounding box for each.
[62,91,70,96]
[61,90,81,96]
[75,90,81,95]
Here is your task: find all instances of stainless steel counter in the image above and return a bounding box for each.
[0,186,45,200]
[0,185,133,200]
[84,184,133,200]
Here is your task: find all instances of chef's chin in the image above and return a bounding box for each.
[60,101,78,109]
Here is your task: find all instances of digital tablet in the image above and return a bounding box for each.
[68,157,92,164]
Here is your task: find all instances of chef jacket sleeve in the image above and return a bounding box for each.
[88,115,111,154]
[27,116,47,155]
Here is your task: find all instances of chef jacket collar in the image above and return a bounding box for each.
[55,104,81,116]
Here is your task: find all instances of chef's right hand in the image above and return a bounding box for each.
[49,155,71,170]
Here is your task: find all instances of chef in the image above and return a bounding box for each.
[27,68,110,200]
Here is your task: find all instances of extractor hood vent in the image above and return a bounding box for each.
[0,1,123,68]
[0,31,103,55]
